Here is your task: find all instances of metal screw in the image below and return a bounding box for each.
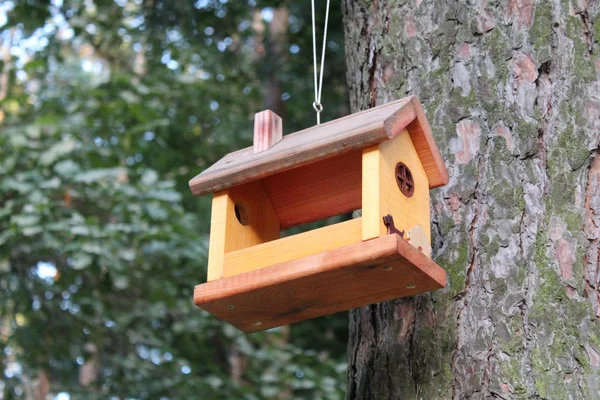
[227,305,235,310]
[406,283,416,289]
[382,265,392,271]
[253,321,262,326]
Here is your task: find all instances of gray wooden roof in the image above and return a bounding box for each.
[189,96,448,196]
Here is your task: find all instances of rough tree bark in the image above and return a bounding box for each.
[343,0,600,398]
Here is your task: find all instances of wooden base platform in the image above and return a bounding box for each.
[194,233,446,333]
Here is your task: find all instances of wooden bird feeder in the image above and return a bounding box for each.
[189,96,449,333]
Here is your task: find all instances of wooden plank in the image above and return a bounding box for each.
[361,129,432,245]
[223,218,362,277]
[361,145,381,240]
[407,225,432,258]
[405,96,449,189]
[253,110,282,154]
[194,234,446,332]
[263,151,362,228]
[206,192,229,281]
[206,180,280,281]
[189,96,448,196]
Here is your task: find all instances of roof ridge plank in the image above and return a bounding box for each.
[189,96,448,196]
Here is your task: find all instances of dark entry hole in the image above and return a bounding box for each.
[234,202,250,226]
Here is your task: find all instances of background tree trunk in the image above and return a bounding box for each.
[342,0,600,398]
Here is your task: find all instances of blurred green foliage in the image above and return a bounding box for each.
[0,0,349,398]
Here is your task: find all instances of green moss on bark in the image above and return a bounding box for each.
[483,29,511,80]
[565,16,596,83]
[530,2,554,63]
[441,241,470,298]
[555,124,591,171]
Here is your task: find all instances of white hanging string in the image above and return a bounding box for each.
[311,0,330,125]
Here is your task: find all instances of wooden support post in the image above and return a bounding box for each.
[253,110,282,154]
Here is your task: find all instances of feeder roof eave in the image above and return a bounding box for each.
[189,96,449,197]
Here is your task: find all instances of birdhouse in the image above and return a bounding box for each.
[189,96,449,332]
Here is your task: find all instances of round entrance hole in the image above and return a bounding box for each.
[234,201,251,226]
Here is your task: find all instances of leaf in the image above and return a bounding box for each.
[54,160,81,176]
[118,248,135,261]
[9,133,29,148]
[141,170,158,186]
[4,178,33,193]
[205,375,223,389]
[70,254,92,270]
[260,386,279,398]
[11,214,40,227]
[82,243,103,254]
[146,190,181,202]
[113,276,129,289]
[71,225,90,236]
[25,124,41,139]
[0,231,11,247]
[39,138,77,166]
[0,155,17,174]
[106,223,133,233]
[120,90,140,104]
[23,226,43,236]
[146,203,168,220]
[74,168,126,184]
[40,177,61,189]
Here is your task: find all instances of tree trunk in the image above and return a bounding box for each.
[342,0,600,398]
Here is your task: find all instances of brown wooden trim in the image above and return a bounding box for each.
[194,234,446,332]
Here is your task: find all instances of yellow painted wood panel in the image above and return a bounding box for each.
[223,180,280,252]
[361,129,431,243]
[223,218,363,277]
[379,128,431,240]
[206,192,230,281]
[206,180,280,281]
[361,145,381,241]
